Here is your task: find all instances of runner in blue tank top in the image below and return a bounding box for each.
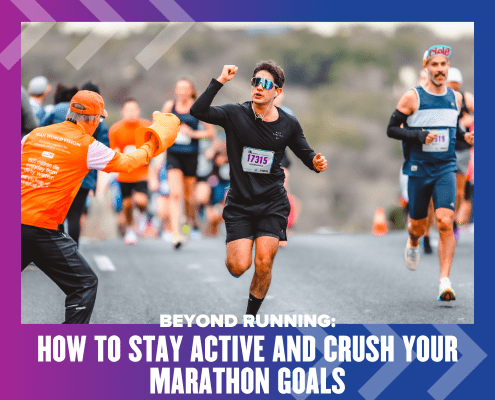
[162,78,215,249]
[387,45,474,302]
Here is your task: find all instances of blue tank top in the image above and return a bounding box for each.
[403,86,459,177]
[168,103,200,154]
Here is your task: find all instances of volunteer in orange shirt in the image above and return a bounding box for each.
[109,98,152,245]
[21,90,179,324]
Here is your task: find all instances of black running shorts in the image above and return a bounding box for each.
[119,180,148,199]
[222,192,291,243]
[166,152,199,178]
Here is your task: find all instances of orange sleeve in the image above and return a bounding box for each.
[102,140,157,174]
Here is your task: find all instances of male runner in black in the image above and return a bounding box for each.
[191,61,327,317]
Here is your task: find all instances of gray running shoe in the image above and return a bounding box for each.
[404,239,420,271]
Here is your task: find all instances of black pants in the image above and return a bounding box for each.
[65,188,90,246]
[21,224,98,324]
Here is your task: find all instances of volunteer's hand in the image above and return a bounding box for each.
[464,131,474,146]
[313,153,327,172]
[424,131,438,145]
[217,65,238,84]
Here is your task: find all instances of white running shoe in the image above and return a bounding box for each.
[161,231,172,242]
[189,229,202,240]
[438,277,456,301]
[137,213,147,235]
[171,233,182,250]
[404,239,420,271]
[124,228,138,245]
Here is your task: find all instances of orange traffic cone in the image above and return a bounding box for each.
[372,207,388,236]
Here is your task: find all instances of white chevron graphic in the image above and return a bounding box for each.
[428,325,487,400]
[135,22,194,70]
[66,0,124,70]
[79,0,125,21]
[66,27,117,70]
[0,1,55,70]
[290,326,342,400]
[359,325,415,400]
[135,0,195,70]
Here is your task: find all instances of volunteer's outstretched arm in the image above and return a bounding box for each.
[97,111,179,173]
[88,137,158,174]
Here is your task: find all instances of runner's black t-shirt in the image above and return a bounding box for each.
[191,79,318,203]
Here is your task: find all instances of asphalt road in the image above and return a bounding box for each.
[21,229,474,324]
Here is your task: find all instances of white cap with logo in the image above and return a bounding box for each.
[447,67,463,84]
[28,76,49,95]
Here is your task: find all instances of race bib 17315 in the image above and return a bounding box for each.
[241,147,274,174]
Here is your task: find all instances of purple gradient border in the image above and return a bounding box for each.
[3,1,491,399]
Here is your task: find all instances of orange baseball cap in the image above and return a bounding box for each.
[70,90,108,118]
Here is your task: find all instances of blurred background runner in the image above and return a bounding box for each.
[109,98,152,245]
[162,78,215,249]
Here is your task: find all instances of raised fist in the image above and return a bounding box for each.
[217,65,238,84]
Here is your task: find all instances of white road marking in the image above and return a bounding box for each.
[187,263,202,270]
[94,255,116,271]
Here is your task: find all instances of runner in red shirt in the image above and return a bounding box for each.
[109,98,152,245]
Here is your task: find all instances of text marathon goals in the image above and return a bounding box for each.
[38,334,458,395]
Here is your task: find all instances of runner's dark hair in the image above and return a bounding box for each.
[81,81,101,94]
[253,60,285,88]
[54,83,79,104]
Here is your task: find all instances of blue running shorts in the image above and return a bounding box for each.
[408,172,456,220]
